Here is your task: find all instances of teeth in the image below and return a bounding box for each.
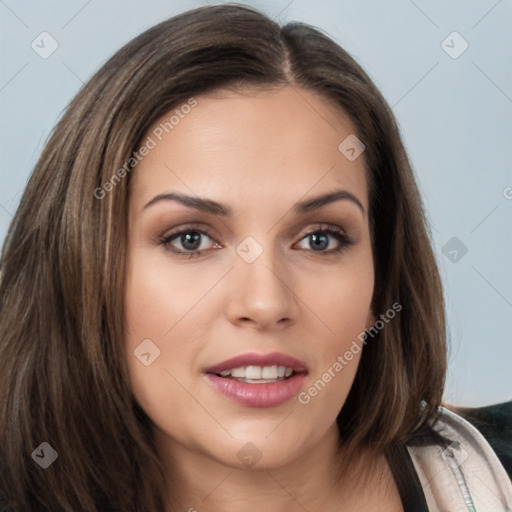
[261,365,278,378]
[245,366,262,379]
[217,365,294,380]
[230,367,246,378]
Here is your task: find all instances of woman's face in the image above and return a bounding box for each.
[124,85,376,470]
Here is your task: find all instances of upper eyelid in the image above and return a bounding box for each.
[162,222,349,245]
[161,227,353,260]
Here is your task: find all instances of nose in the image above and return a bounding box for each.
[225,245,300,330]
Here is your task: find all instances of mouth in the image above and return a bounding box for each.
[204,352,308,408]
[215,364,296,383]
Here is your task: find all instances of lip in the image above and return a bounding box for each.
[204,351,308,408]
[204,351,308,375]
[205,373,308,408]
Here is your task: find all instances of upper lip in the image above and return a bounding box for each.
[204,352,309,375]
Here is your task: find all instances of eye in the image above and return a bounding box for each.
[295,225,355,254]
[158,227,220,258]
[158,223,355,259]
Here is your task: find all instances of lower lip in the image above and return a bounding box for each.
[205,373,307,408]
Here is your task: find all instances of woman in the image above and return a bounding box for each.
[0,4,510,511]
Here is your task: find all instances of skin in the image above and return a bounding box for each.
[124,85,403,511]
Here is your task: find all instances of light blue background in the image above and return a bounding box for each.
[1,0,511,407]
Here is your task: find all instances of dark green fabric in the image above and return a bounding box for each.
[450,399,512,481]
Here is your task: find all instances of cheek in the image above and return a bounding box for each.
[297,255,373,406]
[123,249,213,416]
[124,253,176,341]
[124,246,211,342]
[123,252,181,412]
[305,257,374,348]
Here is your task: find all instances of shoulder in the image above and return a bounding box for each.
[447,400,512,479]
[406,402,512,511]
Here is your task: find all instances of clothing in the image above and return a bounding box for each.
[403,405,512,511]
[447,400,512,478]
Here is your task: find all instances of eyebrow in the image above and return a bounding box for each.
[142,189,365,216]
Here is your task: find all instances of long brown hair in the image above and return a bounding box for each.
[0,3,446,510]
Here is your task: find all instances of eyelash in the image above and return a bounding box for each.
[158,224,355,259]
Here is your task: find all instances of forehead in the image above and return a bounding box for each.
[129,85,368,212]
